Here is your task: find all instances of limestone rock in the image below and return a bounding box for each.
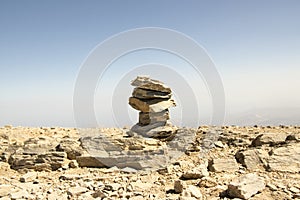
[251,132,287,146]
[131,121,177,139]
[235,149,268,170]
[56,138,83,160]
[22,136,58,155]
[129,97,175,113]
[227,173,265,199]
[186,185,202,199]
[131,76,171,93]
[208,157,239,172]
[9,151,67,171]
[182,164,209,179]
[67,186,88,196]
[132,88,171,99]
[139,110,169,125]
[130,181,153,191]
[289,186,300,193]
[76,156,107,168]
[267,143,300,172]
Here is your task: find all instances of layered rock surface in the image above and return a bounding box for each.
[0,125,299,199]
[129,76,177,139]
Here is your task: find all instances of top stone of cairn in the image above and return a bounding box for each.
[131,76,171,93]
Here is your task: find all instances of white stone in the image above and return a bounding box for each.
[186,185,202,199]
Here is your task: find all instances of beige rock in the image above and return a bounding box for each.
[76,156,108,168]
[129,97,175,112]
[198,177,217,188]
[139,110,169,125]
[289,186,300,193]
[9,151,67,171]
[56,138,83,160]
[235,149,268,170]
[267,143,300,173]
[227,173,265,199]
[182,164,209,179]
[67,186,88,196]
[208,157,239,172]
[131,76,171,93]
[130,181,153,191]
[251,132,287,146]
[186,185,202,199]
[214,141,225,148]
[131,75,160,86]
[266,183,277,191]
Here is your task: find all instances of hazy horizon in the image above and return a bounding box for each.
[1,1,299,127]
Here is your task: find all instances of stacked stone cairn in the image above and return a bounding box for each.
[129,76,178,139]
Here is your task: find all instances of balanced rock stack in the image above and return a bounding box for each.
[129,76,178,139]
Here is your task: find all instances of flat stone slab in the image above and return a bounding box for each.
[133,88,171,99]
[131,76,171,93]
[139,110,169,125]
[129,97,175,112]
[208,157,239,172]
[251,132,287,146]
[131,122,177,139]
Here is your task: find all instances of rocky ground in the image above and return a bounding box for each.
[0,125,299,200]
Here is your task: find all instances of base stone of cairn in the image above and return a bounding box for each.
[129,76,178,139]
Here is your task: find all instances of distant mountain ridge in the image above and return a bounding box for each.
[225,107,300,126]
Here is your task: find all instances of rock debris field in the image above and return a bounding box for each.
[0,124,300,200]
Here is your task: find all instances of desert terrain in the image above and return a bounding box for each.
[0,125,299,200]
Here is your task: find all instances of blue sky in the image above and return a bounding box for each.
[0,1,299,127]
